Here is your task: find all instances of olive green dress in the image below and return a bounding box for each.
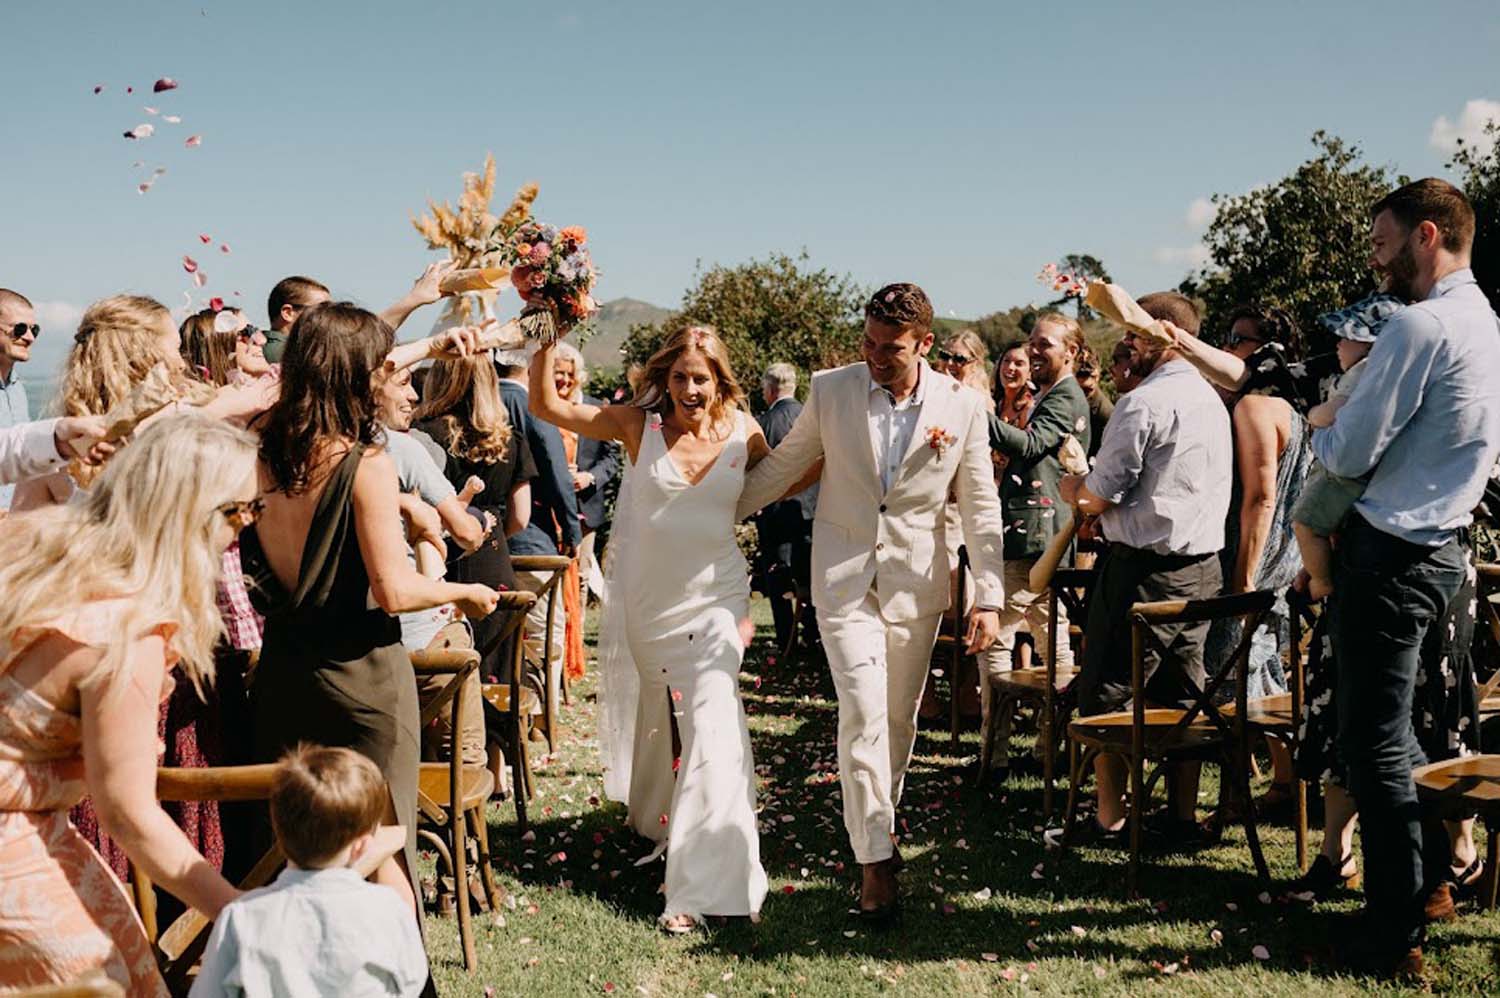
[240,445,423,906]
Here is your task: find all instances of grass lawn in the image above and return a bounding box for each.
[423,598,1500,996]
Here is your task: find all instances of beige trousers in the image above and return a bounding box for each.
[818,590,944,864]
[977,558,1071,762]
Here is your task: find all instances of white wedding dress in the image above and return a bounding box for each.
[596,409,767,923]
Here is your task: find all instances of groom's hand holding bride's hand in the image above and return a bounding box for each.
[964,608,1001,653]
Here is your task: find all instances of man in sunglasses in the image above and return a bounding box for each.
[0,288,40,508]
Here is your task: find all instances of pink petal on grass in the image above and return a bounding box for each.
[153,77,178,93]
[184,134,202,147]
[1252,945,1270,961]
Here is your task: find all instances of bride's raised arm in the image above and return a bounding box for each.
[529,339,646,458]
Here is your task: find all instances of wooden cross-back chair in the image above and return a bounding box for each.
[412,649,500,974]
[472,591,538,833]
[511,554,573,753]
[1055,589,1278,897]
[930,546,972,750]
[979,566,1094,820]
[130,764,285,996]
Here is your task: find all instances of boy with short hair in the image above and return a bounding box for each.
[1291,293,1406,599]
[190,745,427,997]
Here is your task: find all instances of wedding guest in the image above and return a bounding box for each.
[191,746,427,998]
[179,308,241,385]
[753,361,818,654]
[1108,339,1142,395]
[982,312,1091,779]
[261,276,330,364]
[1075,347,1112,460]
[1059,292,1231,845]
[0,415,253,994]
[1306,179,1500,977]
[991,343,1034,449]
[552,342,616,682]
[240,302,500,937]
[417,353,534,786]
[936,329,992,405]
[497,349,580,742]
[0,288,39,507]
[1177,303,1323,412]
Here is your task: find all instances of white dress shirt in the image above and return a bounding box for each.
[868,363,928,494]
[0,417,65,491]
[190,866,428,998]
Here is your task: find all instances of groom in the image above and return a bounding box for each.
[738,283,1004,920]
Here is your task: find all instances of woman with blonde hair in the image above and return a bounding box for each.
[0,414,257,995]
[936,329,992,407]
[530,324,773,932]
[415,353,535,682]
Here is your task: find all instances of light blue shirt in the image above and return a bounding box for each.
[0,370,30,508]
[1312,269,1500,546]
[384,428,459,650]
[868,362,928,494]
[190,866,428,998]
[1086,358,1232,556]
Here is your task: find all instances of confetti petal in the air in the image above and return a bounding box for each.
[131,160,144,168]
[126,86,133,94]
[184,135,202,148]
[182,256,199,274]
[212,310,239,332]
[162,115,181,124]
[123,124,155,140]
[192,272,207,288]
[93,85,104,95]
[199,234,212,243]
[209,296,225,312]
[144,106,159,115]
[153,77,178,93]
[137,182,153,195]
[219,244,231,254]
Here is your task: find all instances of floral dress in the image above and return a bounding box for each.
[0,601,176,995]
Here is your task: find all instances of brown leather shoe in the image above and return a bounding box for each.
[1424,882,1457,924]
[858,858,901,927]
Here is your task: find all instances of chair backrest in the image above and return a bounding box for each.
[131,765,284,994]
[473,591,539,666]
[412,652,481,826]
[1476,564,1500,699]
[1127,588,1278,753]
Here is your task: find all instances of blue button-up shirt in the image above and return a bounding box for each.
[0,371,30,508]
[1312,269,1500,547]
[1085,358,1232,556]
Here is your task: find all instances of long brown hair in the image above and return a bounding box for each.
[414,354,514,464]
[179,308,238,386]
[631,324,747,430]
[258,302,392,496]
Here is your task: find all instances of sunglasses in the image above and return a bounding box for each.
[7,323,40,340]
[1224,332,1266,349]
[236,325,265,343]
[217,497,266,531]
[936,349,974,366]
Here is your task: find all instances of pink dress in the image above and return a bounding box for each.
[0,601,175,995]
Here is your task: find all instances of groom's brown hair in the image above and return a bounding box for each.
[865,283,933,334]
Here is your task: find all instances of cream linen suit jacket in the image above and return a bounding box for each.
[736,361,1005,622]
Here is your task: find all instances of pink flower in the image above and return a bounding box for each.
[510,266,535,292]
[529,271,547,290]
[529,242,552,265]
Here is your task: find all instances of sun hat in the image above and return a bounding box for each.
[1316,292,1405,343]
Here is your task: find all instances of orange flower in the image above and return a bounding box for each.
[559,225,587,245]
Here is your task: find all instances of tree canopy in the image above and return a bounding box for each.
[1449,119,1500,309]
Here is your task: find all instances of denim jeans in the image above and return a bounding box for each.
[1333,514,1467,946]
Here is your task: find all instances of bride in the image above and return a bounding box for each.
[529,325,773,932]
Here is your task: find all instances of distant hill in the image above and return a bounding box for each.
[579,297,673,373]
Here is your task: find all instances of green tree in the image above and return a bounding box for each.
[621,252,866,413]
[1181,132,1403,346]
[1449,118,1500,309]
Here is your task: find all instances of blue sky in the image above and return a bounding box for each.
[4,0,1498,388]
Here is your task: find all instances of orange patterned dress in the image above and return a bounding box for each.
[0,602,174,996]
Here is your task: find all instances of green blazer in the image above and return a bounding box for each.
[987,376,1092,560]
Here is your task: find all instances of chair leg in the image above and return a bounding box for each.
[1057,740,1089,857]
[1294,777,1309,873]
[1238,757,1271,884]
[977,682,997,787]
[1127,751,1143,899]
[469,806,502,912]
[1485,817,1499,912]
[511,723,530,834]
[453,803,476,972]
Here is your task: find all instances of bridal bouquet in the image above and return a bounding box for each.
[491,220,598,344]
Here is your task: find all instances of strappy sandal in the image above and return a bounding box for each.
[1287,854,1360,900]
[1450,856,1486,901]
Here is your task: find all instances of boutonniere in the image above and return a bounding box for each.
[925,425,958,455]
